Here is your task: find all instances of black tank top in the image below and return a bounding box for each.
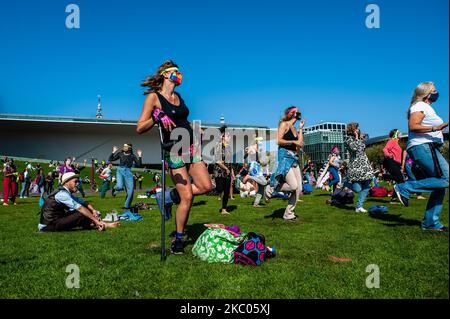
[280,127,298,152]
[156,92,193,145]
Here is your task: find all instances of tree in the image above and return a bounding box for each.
[365,144,385,167]
[442,141,449,162]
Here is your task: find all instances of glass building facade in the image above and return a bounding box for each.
[303,122,349,167]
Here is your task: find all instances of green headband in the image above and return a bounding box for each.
[160,67,179,75]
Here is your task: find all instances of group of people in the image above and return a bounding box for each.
[135,60,448,255]
[321,82,448,232]
[2,60,448,253]
[1,160,52,205]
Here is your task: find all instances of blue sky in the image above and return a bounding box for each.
[0,0,448,137]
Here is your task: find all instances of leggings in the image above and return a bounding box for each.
[215,176,231,210]
[279,165,302,220]
[383,157,405,200]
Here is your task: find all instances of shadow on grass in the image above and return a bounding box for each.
[264,208,285,220]
[328,204,356,211]
[367,198,391,203]
[264,209,308,223]
[314,194,331,197]
[368,213,422,227]
[146,243,169,257]
[192,200,207,207]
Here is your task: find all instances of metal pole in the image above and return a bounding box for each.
[91,158,95,191]
[158,125,166,262]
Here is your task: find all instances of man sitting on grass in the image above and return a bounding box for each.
[38,172,120,232]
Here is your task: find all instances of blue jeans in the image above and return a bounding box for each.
[114,166,134,209]
[304,172,312,185]
[20,181,30,197]
[270,148,299,191]
[329,167,340,191]
[396,143,449,230]
[344,180,371,209]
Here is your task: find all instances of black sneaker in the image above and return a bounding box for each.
[171,238,184,255]
[111,188,117,197]
[393,185,408,207]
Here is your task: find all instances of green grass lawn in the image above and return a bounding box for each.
[0,179,448,299]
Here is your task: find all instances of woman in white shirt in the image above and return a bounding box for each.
[394,82,449,231]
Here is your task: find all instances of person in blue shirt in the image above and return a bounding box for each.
[38,172,120,232]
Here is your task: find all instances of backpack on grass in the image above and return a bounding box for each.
[234,232,276,266]
[369,187,388,198]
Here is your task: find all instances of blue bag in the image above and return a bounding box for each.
[368,205,389,214]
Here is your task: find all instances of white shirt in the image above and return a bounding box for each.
[101,167,112,181]
[407,101,444,149]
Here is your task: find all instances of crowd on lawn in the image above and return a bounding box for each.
[1,68,448,255]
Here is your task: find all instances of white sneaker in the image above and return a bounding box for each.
[355,207,367,213]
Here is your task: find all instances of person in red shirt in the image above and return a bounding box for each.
[2,159,18,206]
[383,129,405,204]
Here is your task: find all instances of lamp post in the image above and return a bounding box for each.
[91,158,96,191]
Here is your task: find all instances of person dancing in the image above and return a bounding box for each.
[344,123,373,213]
[382,129,406,204]
[394,82,449,231]
[327,147,342,193]
[265,106,305,221]
[137,60,212,254]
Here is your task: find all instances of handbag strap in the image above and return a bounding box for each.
[428,143,443,178]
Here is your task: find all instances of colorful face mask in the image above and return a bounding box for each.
[169,71,183,85]
[160,67,183,85]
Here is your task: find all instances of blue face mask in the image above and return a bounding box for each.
[429,92,439,103]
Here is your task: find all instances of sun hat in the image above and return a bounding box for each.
[61,172,79,185]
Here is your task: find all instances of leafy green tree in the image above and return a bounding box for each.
[366,144,385,167]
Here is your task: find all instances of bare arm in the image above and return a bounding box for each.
[76,205,103,229]
[401,150,407,171]
[296,121,304,154]
[409,112,449,133]
[217,162,230,175]
[136,93,158,134]
[328,155,339,168]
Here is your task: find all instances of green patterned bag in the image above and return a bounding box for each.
[192,227,246,263]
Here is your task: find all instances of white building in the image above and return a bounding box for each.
[0,114,275,166]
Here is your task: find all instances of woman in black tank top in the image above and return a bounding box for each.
[265,106,305,221]
[155,91,194,145]
[137,60,213,254]
[281,127,299,152]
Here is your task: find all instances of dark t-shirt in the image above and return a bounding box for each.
[108,151,142,168]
